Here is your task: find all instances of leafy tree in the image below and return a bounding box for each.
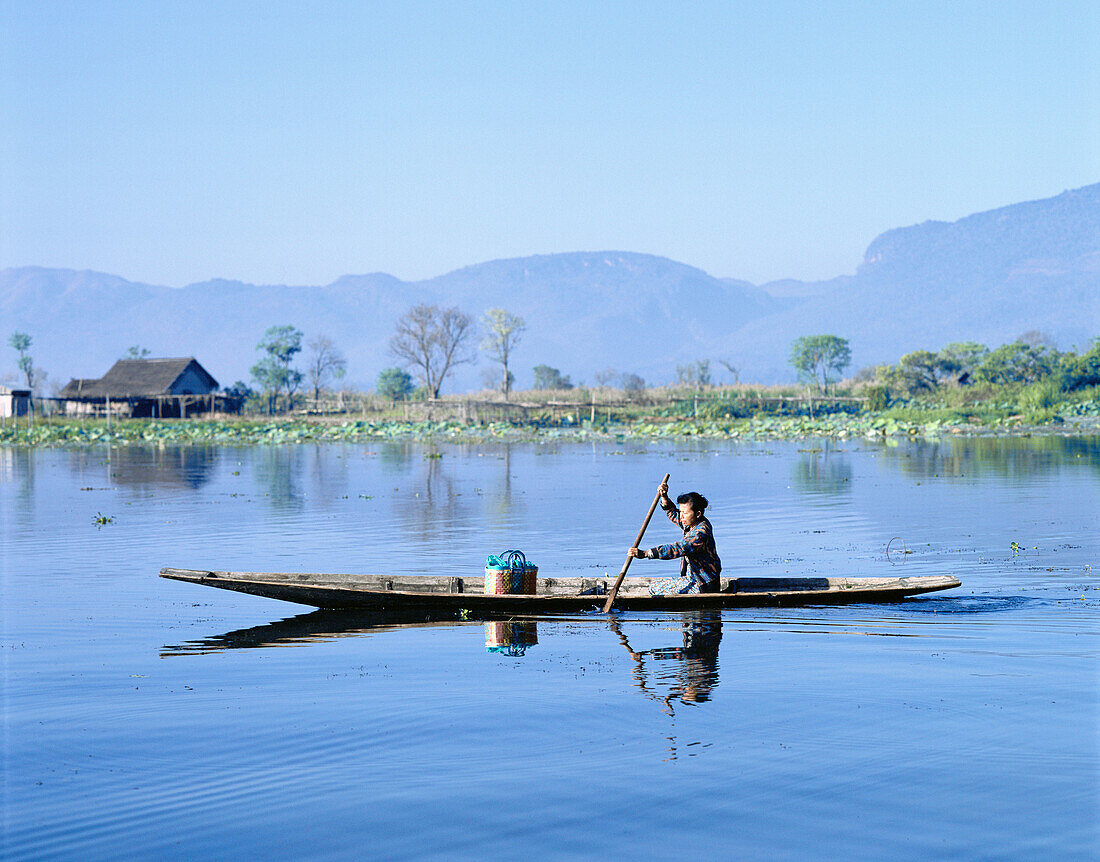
[1056,340,1100,391]
[532,364,573,390]
[250,325,304,412]
[676,359,711,388]
[389,304,475,398]
[123,346,151,359]
[480,308,525,399]
[896,349,960,391]
[620,373,646,394]
[974,341,1059,385]
[939,342,989,378]
[593,368,619,387]
[8,331,37,388]
[223,380,255,399]
[789,335,851,390]
[305,335,347,400]
[376,367,414,401]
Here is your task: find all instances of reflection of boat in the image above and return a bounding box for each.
[160,567,960,612]
[160,608,477,656]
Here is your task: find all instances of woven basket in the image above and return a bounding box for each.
[484,566,538,595]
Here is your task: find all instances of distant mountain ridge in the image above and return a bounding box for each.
[2,184,1098,391]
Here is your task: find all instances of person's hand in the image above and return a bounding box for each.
[658,481,669,499]
[629,547,647,559]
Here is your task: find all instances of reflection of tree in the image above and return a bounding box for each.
[0,447,35,513]
[790,445,852,496]
[875,436,1100,481]
[485,444,520,518]
[252,446,306,509]
[610,611,722,714]
[306,444,351,508]
[69,445,218,491]
[378,441,415,473]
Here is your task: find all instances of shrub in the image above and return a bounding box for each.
[376,367,414,400]
[863,385,889,412]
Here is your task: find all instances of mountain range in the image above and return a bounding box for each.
[2,183,1097,392]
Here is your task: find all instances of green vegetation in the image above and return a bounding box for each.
[376,367,414,401]
[250,325,304,411]
[8,331,38,389]
[4,332,1096,447]
[789,335,851,391]
[2,383,1096,448]
[532,365,573,390]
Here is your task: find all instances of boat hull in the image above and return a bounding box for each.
[160,568,961,613]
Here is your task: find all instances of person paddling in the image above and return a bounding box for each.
[628,481,722,595]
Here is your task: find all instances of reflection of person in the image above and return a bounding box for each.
[611,611,722,709]
[628,481,722,595]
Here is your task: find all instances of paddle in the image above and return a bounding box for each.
[602,472,671,613]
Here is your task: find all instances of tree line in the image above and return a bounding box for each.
[6,320,1098,413]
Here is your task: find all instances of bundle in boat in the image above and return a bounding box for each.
[484,550,538,595]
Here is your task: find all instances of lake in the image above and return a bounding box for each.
[2,436,1097,860]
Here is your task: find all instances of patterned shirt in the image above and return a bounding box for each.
[649,500,722,586]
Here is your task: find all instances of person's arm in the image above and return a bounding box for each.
[650,522,709,560]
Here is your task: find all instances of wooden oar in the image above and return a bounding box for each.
[603,472,671,613]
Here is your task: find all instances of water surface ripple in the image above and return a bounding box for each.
[2,437,1097,860]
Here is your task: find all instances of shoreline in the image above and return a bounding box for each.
[1,413,1097,447]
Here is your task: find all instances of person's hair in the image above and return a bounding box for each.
[676,492,708,514]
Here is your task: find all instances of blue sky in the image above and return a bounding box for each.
[2,1,1097,287]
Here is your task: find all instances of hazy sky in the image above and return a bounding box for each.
[2,1,1097,287]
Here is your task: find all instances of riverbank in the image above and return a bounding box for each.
[2,402,1098,447]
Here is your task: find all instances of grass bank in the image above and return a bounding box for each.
[2,389,1098,447]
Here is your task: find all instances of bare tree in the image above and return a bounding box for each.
[390,304,475,398]
[593,368,619,387]
[717,358,739,385]
[480,308,525,399]
[306,335,348,400]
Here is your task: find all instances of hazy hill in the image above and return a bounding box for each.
[2,184,1097,391]
[0,254,783,392]
[717,184,1100,379]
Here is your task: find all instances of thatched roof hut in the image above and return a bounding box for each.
[60,358,218,399]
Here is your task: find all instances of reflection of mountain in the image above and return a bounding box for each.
[69,445,217,491]
[874,436,1100,481]
[611,612,723,711]
[160,608,475,655]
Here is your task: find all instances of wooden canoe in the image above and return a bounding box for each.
[159,567,961,613]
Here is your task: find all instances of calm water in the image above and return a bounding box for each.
[2,437,1097,860]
